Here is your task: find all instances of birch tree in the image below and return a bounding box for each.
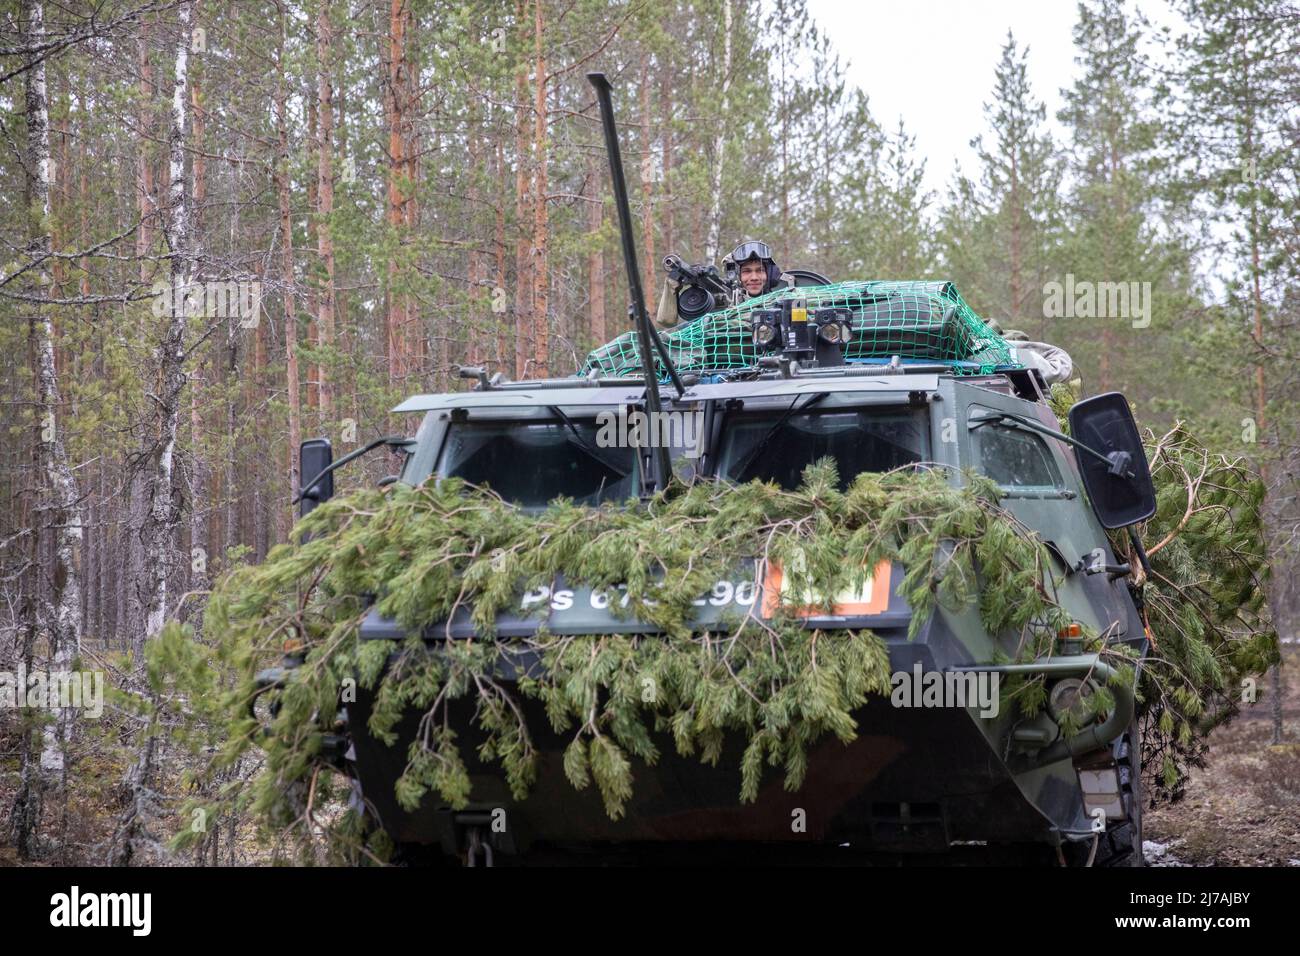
[9,0,87,860]
[110,0,193,867]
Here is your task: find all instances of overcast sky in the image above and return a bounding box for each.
[800,0,1184,196]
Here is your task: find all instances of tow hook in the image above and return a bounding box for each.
[437,809,515,863]
[465,827,494,868]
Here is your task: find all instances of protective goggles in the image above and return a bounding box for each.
[727,241,772,263]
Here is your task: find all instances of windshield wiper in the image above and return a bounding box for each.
[548,405,631,478]
[726,392,828,481]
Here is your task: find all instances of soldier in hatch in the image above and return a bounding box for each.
[721,240,786,299]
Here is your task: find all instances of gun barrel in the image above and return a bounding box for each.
[664,255,701,283]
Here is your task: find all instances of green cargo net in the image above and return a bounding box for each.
[580,280,1017,378]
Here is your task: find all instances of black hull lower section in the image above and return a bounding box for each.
[347,684,1071,854]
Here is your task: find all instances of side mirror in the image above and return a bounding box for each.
[299,437,334,518]
[1068,393,1156,529]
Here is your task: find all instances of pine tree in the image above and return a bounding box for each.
[1055,0,1197,399]
[938,31,1063,337]
[843,118,932,279]
[1166,0,1300,737]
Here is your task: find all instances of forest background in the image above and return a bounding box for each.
[0,0,1296,862]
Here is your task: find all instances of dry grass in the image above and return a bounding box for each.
[0,660,272,867]
[1144,644,1300,866]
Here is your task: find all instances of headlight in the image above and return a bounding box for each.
[753,322,776,345]
[1048,677,1096,724]
[817,322,842,343]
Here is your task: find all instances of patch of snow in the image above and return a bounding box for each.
[1143,839,1192,866]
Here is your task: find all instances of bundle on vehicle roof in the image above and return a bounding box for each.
[581,280,1017,378]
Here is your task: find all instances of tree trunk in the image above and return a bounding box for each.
[140,0,190,647]
[12,0,86,856]
[386,0,407,386]
[277,6,301,520]
[1008,152,1022,332]
[404,12,420,377]
[306,91,319,416]
[513,2,532,380]
[530,0,549,377]
[252,277,268,558]
[467,111,483,368]
[112,0,194,868]
[705,0,732,263]
[188,71,207,599]
[494,137,509,374]
[317,0,336,420]
[1238,36,1279,744]
[586,154,606,347]
[661,65,674,258]
[136,20,155,279]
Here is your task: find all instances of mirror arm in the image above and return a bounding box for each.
[972,413,1158,555]
[970,412,1130,476]
[293,435,413,505]
[1127,526,1153,576]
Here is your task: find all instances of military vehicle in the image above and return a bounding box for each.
[277,74,1157,866]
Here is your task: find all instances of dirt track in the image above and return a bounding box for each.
[1144,644,1300,866]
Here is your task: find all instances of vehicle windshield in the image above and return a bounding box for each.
[716,406,929,490]
[436,418,639,507]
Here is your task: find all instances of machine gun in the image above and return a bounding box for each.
[663,252,835,327]
[663,254,740,323]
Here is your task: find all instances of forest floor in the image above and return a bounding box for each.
[1144,643,1300,866]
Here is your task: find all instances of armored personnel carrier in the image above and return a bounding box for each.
[277,75,1157,866]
